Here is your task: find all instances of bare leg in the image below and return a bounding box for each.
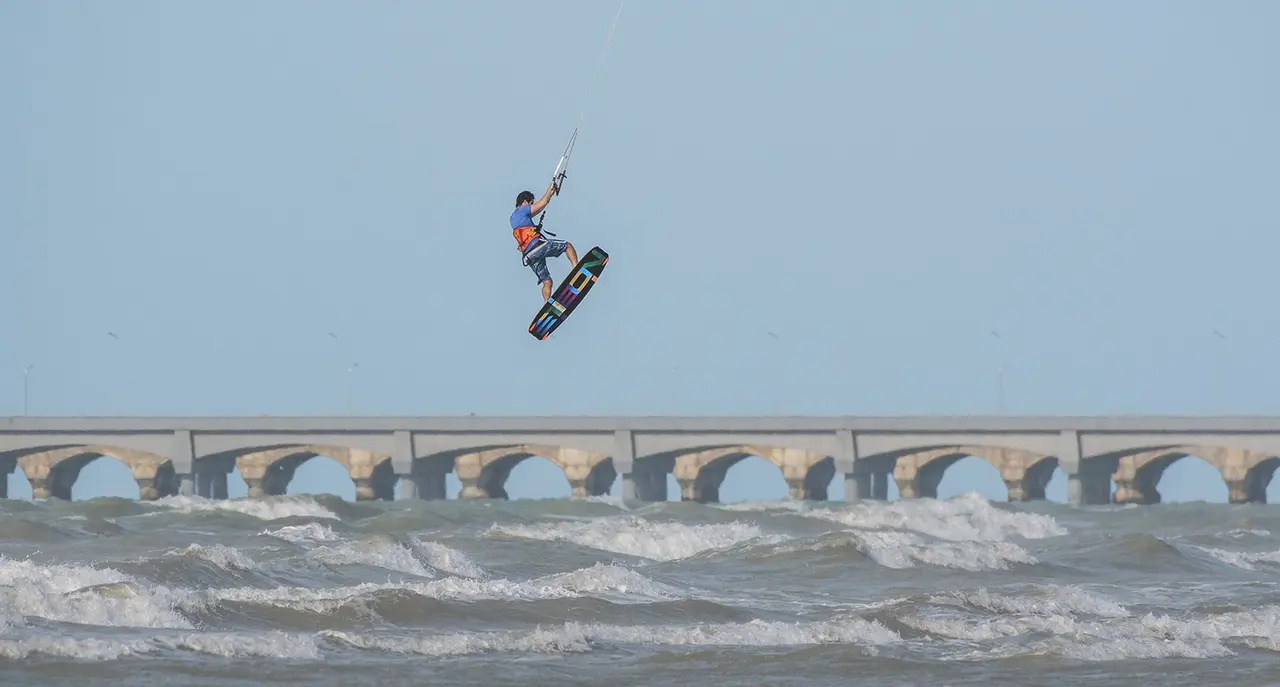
[541,280,553,301]
[565,242,578,265]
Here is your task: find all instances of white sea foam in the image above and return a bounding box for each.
[262,523,341,544]
[152,495,339,521]
[157,630,323,659]
[486,516,770,561]
[13,602,1273,664]
[320,625,592,656]
[0,557,193,630]
[532,563,681,599]
[170,543,258,571]
[901,585,1131,644]
[1192,545,1280,571]
[0,555,669,631]
[716,500,809,514]
[952,585,1131,619]
[901,585,1280,662]
[0,630,323,662]
[580,493,630,510]
[1224,528,1272,538]
[201,562,677,614]
[806,492,1067,542]
[849,530,1038,571]
[410,538,488,578]
[0,614,899,662]
[319,615,900,657]
[0,636,156,661]
[1031,606,1280,661]
[739,493,1067,571]
[302,535,486,579]
[308,537,437,578]
[0,617,889,663]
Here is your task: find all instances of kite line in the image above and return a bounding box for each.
[554,0,625,193]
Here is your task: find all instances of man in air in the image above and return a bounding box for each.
[511,180,579,302]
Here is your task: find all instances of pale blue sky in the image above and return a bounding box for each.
[2,1,1277,504]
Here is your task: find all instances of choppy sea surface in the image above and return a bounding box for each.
[1,493,1279,686]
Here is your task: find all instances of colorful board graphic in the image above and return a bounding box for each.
[528,246,609,340]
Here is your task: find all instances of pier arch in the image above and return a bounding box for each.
[932,456,1008,502]
[5,445,178,501]
[889,446,1052,502]
[716,455,789,502]
[670,445,834,503]
[232,445,396,501]
[69,454,142,501]
[501,455,572,500]
[451,444,614,500]
[1104,445,1272,504]
[286,454,358,501]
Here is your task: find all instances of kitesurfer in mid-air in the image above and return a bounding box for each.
[511,180,578,302]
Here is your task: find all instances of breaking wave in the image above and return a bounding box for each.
[2,490,1279,683]
[485,516,773,561]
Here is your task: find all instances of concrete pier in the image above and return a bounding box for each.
[2,415,1280,505]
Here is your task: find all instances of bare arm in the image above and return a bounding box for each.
[530,180,557,215]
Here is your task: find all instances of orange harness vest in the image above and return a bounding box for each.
[513,225,540,253]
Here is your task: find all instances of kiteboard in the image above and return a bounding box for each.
[528,246,609,340]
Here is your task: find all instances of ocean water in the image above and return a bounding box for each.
[1,492,1278,686]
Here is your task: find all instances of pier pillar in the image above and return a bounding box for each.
[679,477,719,503]
[398,476,418,500]
[1111,478,1145,505]
[29,477,52,500]
[458,477,489,499]
[1004,479,1026,502]
[844,472,871,502]
[872,471,889,500]
[211,472,229,499]
[1225,478,1249,504]
[0,452,15,499]
[894,474,917,500]
[136,478,160,502]
[785,477,806,501]
[626,467,668,501]
[352,477,377,501]
[167,430,195,500]
[417,468,450,500]
[1068,464,1113,505]
[195,472,213,498]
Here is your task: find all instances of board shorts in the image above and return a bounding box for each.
[521,237,569,283]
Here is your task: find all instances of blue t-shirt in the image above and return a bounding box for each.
[510,205,534,230]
